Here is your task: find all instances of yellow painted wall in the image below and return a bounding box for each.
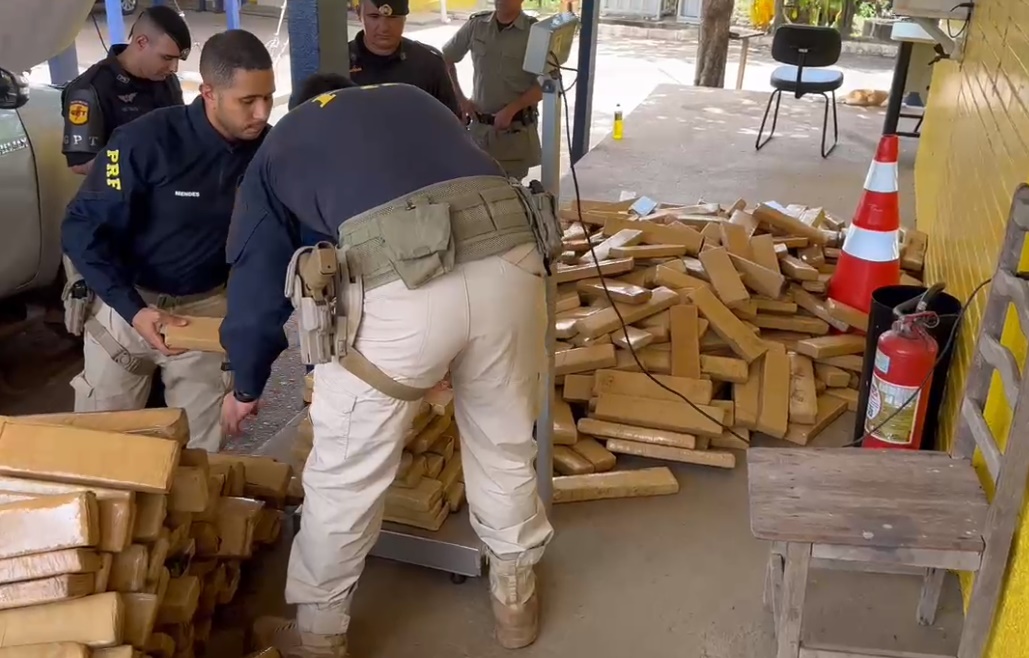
[409,0,482,12]
[914,0,1029,654]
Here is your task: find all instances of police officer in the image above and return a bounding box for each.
[62,6,191,175]
[221,82,556,657]
[442,0,542,180]
[61,30,276,454]
[347,0,460,116]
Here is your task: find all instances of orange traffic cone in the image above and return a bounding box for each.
[827,135,902,313]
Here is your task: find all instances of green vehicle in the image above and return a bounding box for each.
[0,0,97,334]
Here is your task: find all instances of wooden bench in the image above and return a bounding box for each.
[748,184,1029,658]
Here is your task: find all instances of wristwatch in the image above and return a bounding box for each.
[233,390,258,403]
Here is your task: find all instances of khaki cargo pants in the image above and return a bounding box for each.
[286,244,554,635]
[71,291,231,453]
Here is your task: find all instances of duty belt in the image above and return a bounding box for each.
[287,175,562,403]
[473,107,537,126]
[137,285,225,311]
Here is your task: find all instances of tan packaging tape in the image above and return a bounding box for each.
[0,592,123,648]
[0,549,102,586]
[0,644,89,658]
[16,409,189,444]
[108,545,148,593]
[0,493,98,560]
[206,455,291,501]
[0,574,94,610]
[121,593,159,649]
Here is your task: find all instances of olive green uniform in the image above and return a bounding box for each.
[442,10,541,180]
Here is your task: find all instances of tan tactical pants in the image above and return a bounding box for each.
[70,293,231,453]
[287,244,554,635]
[469,120,542,181]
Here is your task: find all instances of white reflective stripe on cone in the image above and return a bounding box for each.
[863,162,899,194]
[841,224,901,263]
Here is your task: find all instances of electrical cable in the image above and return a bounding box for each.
[547,53,749,442]
[92,13,109,53]
[946,2,973,40]
[843,276,992,447]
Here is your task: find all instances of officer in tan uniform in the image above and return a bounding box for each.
[220,82,563,657]
[442,0,542,180]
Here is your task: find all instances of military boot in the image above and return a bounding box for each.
[252,616,348,658]
[488,550,542,649]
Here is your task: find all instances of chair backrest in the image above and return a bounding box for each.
[771,25,842,68]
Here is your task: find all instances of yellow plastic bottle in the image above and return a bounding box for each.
[613,104,624,141]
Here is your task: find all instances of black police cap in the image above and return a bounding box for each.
[142,5,193,59]
[366,0,410,16]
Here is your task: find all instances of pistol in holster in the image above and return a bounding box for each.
[284,242,362,366]
[61,267,95,337]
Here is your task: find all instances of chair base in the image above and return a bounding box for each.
[764,541,966,658]
[755,88,840,158]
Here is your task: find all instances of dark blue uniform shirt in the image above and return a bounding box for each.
[62,97,266,325]
[222,83,504,399]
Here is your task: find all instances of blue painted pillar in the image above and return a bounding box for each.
[288,0,350,92]
[571,0,598,163]
[226,0,242,29]
[48,46,80,86]
[105,0,127,45]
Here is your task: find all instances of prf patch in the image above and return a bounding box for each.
[68,101,90,126]
[312,92,337,108]
[105,149,121,191]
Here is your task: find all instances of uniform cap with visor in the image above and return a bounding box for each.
[366,0,410,16]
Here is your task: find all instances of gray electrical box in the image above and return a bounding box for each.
[523,12,580,76]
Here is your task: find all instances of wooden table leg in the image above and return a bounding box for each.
[776,542,811,658]
[736,40,750,91]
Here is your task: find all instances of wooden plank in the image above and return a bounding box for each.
[670,305,702,379]
[688,286,768,363]
[917,568,945,626]
[757,343,790,439]
[606,439,736,469]
[799,643,953,658]
[593,394,727,437]
[576,278,653,305]
[778,543,813,658]
[700,248,751,308]
[810,543,982,572]
[788,354,819,425]
[553,467,680,503]
[577,418,697,450]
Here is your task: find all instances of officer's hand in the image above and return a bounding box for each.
[459,98,478,123]
[132,307,189,356]
[221,393,260,437]
[494,105,517,130]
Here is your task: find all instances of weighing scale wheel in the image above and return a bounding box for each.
[292,507,472,586]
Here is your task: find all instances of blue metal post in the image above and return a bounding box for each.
[226,0,242,29]
[288,0,350,92]
[105,0,128,45]
[47,46,80,86]
[570,0,599,163]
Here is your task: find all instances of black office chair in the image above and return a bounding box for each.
[755,25,844,158]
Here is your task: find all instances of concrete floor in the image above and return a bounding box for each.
[7,17,951,658]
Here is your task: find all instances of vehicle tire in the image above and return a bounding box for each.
[121,0,138,15]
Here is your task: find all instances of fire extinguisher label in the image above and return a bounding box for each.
[874,350,891,373]
[865,373,919,445]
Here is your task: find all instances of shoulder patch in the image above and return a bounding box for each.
[67,101,90,126]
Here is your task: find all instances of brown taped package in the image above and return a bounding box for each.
[0,494,99,560]
[0,644,90,658]
[94,555,113,593]
[0,418,180,494]
[17,409,189,445]
[122,593,159,649]
[0,549,102,586]
[91,648,133,658]
[144,632,175,658]
[160,316,224,354]
[0,592,123,648]
[132,494,166,542]
[0,574,95,610]
[156,576,200,625]
[0,477,133,553]
[168,468,210,514]
[214,498,265,558]
[206,455,291,501]
[109,545,148,593]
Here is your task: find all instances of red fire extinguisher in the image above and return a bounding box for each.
[863,285,944,450]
